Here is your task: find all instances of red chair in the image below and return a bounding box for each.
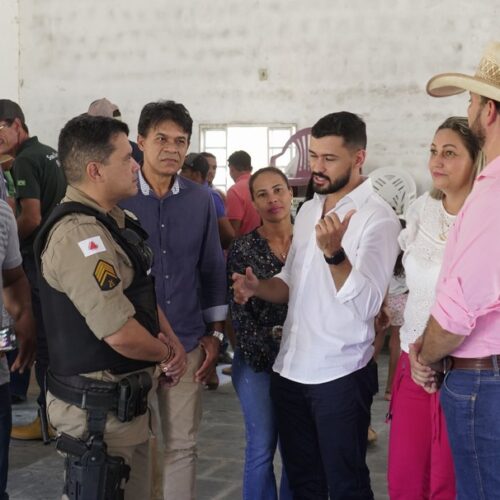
[270,128,312,186]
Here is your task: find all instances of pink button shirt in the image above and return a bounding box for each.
[226,172,260,236]
[431,155,500,357]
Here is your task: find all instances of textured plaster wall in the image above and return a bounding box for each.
[1,0,20,101]
[6,0,500,191]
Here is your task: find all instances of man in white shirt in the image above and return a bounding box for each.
[233,112,400,499]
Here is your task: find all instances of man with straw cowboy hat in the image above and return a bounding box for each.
[410,41,500,499]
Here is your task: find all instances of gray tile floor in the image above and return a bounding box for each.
[8,354,391,499]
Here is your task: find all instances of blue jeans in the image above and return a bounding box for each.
[232,350,292,500]
[0,383,11,500]
[440,368,500,500]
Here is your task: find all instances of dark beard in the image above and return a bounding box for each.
[470,104,487,148]
[471,116,486,148]
[312,169,351,195]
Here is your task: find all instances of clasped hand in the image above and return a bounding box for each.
[158,331,187,388]
[409,336,443,394]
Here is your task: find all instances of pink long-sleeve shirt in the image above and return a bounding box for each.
[431,155,500,357]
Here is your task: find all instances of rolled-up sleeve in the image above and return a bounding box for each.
[335,216,400,321]
[431,195,500,336]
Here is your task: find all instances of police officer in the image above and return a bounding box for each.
[35,114,187,499]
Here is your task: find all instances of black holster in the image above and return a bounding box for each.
[57,433,129,500]
[47,370,152,499]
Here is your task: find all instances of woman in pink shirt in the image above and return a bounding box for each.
[387,117,483,499]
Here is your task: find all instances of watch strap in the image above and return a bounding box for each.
[324,247,346,265]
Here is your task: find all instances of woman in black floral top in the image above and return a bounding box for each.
[227,167,293,500]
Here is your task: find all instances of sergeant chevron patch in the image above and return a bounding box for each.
[93,259,121,291]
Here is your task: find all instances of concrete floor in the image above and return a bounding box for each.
[7,354,391,499]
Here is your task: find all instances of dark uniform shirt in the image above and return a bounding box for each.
[12,136,66,255]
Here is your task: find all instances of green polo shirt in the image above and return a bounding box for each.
[12,136,67,255]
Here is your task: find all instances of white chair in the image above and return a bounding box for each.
[368,167,417,218]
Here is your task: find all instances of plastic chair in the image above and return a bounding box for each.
[368,167,417,218]
[270,128,312,186]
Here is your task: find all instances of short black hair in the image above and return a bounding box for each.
[311,112,367,150]
[58,114,129,185]
[138,100,193,140]
[182,153,209,181]
[227,150,252,172]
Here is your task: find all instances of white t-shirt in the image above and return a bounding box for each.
[399,192,456,353]
[0,199,23,385]
[273,178,401,383]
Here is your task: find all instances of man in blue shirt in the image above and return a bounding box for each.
[181,152,235,249]
[120,101,227,500]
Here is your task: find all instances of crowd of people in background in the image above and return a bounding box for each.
[0,40,499,500]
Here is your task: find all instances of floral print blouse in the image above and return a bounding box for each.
[227,229,288,372]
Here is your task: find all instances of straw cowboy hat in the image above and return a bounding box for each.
[427,41,500,102]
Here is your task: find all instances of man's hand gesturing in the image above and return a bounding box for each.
[315,210,356,257]
[231,267,259,304]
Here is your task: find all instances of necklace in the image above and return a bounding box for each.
[270,239,292,261]
[264,234,292,261]
[258,227,293,261]
[438,203,454,242]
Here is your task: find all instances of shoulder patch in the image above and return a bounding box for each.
[123,209,138,221]
[78,236,106,257]
[93,259,121,291]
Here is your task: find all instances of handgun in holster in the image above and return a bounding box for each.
[56,431,130,500]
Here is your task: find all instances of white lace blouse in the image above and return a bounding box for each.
[399,192,456,353]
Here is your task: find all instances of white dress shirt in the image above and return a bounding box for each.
[273,178,400,384]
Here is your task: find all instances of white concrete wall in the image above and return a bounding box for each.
[10,0,500,192]
[1,0,20,101]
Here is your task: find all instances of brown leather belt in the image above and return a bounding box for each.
[449,355,500,371]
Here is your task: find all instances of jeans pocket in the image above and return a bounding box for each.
[442,371,475,400]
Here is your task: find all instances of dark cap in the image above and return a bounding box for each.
[227,150,252,171]
[0,100,25,123]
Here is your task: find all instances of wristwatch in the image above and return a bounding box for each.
[324,247,346,266]
[210,330,225,343]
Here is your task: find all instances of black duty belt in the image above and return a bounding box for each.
[47,371,119,412]
[47,369,152,424]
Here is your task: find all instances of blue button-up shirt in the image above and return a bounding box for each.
[121,171,227,352]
